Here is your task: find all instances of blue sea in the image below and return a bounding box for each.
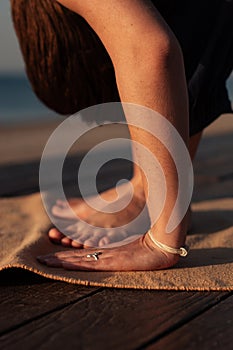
[0,73,233,126]
[0,74,61,125]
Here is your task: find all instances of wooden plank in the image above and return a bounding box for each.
[0,121,61,165]
[0,157,132,196]
[148,293,233,350]
[0,121,132,196]
[0,269,101,335]
[0,288,229,350]
[0,121,130,166]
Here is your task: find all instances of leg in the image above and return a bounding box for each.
[48,157,147,247]
[50,154,143,221]
[48,131,202,248]
[38,0,197,270]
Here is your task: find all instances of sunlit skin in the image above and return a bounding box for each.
[48,135,200,248]
[38,234,179,271]
[49,168,148,247]
[38,0,200,271]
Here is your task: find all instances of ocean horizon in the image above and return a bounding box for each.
[0,74,61,126]
[0,73,233,126]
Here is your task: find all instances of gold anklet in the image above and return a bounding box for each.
[148,230,189,257]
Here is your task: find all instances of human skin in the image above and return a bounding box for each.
[38,0,192,271]
[48,133,201,248]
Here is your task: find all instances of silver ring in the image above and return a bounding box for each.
[86,252,102,261]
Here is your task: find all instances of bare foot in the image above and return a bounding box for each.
[51,178,143,220]
[48,177,149,248]
[49,188,192,249]
[38,232,180,271]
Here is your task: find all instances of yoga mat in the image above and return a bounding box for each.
[0,193,232,290]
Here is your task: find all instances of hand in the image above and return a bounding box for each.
[37,234,179,271]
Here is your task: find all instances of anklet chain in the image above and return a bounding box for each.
[148,230,189,257]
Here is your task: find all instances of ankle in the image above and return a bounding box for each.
[148,229,189,255]
[144,233,180,265]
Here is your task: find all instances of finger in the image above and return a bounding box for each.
[37,255,65,266]
[38,246,112,262]
[62,257,113,271]
[37,250,80,261]
[44,258,65,267]
[54,250,86,258]
[38,254,82,265]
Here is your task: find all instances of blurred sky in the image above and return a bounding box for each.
[0,0,24,74]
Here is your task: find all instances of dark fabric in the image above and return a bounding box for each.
[12,0,232,135]
[154,0,233,135]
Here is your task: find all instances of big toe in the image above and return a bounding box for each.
[48,228,65,243]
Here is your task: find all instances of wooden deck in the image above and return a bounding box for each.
[0,118,233,350]
[0,269,232,349]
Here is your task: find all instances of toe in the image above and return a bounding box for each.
[71,240,84,248]
[61,236,73,247]
[48,228,65,242]
[98,236,111,247]
[83,237,99,249]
